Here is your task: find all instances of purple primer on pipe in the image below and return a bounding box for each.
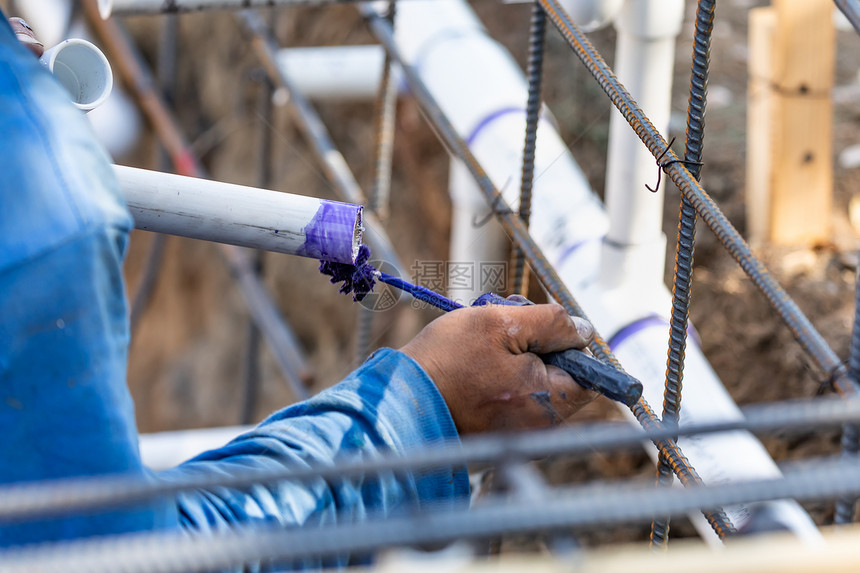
[297,200,362,264]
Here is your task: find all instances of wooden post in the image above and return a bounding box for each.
[746,0,834,246]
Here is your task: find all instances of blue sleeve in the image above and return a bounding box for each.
[0,9,469,561]
[0,12,176,545]
[161,348,470,569]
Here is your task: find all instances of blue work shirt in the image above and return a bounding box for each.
[0,13,469,566]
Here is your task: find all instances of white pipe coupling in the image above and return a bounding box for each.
[40,38,113,112]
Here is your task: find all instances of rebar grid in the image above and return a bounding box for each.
[0,395,856,525]
[65,0,860,559]
[652,0,715,547]
[6,453,860,572]
[510,1,546,296]
[361,6,740,539]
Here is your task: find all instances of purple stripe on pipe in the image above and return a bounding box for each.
[466,107,524,146]
[297,200,362,264]
[608,314,702,352]
[466,107,558,148]
[553,236,602,269]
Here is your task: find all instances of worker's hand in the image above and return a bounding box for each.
[401,304,597,434]
[9,17,43,58]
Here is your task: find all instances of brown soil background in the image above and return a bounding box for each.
[10,0,860,546]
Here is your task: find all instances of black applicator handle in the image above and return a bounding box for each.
[473,293,643,407]
[542,349,642,407]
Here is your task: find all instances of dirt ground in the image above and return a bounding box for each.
[16,0,860,546]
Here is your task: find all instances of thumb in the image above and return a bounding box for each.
[494,304,593,355]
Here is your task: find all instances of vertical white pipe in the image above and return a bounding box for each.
[600,0,684,289]
[448,159,510,305]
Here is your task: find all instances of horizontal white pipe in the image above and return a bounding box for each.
[397,0,818,542]
[115,165,362,264]
[277,46,401,102]
[40,38,113,112]
[100,0,352,17]
[140,426,251,471]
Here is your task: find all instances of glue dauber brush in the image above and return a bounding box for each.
[320,246,643,407]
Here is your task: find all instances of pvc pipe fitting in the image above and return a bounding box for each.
[557,0,625,32]
[276,46,401,102]
[40,39,113,112]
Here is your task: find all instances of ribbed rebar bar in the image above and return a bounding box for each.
[0,395,856,525]
[651,0,715,548]
[356,1,399,366]
[368,2,398,222]
[537,0,858,401]
[361,6,735,539]
[129,14,178,334]
[241,68,276,424]
[834,0,860,36]
[7,453,860,572]
[835,264,860,523]
[511,1,546,296]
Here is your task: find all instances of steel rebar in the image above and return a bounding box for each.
[537,0,857,402]
[355,1,399,366]
[835,263,860,523]
[6,453,860,572]
[835,0,860,36]
[129,14,178,334]
[651,0,715,548]
[0,395,856,524]
[240,68,276,425]
[510,1,546,296]
[239,10,404,275]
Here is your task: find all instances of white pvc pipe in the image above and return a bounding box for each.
[140,426,252,471]
[100,0,346,17]
[277,46,400,102]
[557,0,625,32]
[448,159,510,305]
[115,165,363,264]
[40,38,113,112]
[599,0,683,290]
[394,0,819,542]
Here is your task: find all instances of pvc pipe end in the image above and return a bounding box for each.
[97,0,112,19]
[41,39,113,112]
[352,209,364,264]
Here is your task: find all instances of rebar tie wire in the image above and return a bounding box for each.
[361,6,736,539]
[536,0,858,401]
[651,0,715,548]
[510,1,547,296]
